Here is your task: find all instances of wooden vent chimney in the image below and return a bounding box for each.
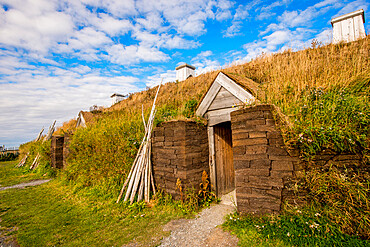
[331,9,366,44]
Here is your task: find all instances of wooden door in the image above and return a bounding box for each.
[214,122,234,195]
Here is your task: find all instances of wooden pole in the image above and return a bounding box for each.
[129,141,149,204]
[142,104,147,132]
[35,128,44,142]
[137,162,146,202]
[124,152,143,202]
[117,133,147,203]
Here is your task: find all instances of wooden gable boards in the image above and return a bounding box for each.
[196,72,255,126]
[76,111,86,128]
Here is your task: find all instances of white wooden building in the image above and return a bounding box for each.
[110,93,127,106]
[176,64,196,82]
[331,9,366,44]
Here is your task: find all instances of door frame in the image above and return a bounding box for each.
[208,121,234,196]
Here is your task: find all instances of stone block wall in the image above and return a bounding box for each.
[63,133,72,167]
[50,134,73,169]
[231,104,304,214]
[51,135,64,169]
[152,120,209,199]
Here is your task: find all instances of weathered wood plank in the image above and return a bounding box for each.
[206,108,240,126]
[208,87,242,111]
[207,126,216,192]
[216,72,255,104]
[195,82,222,117]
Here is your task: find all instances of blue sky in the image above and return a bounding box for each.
[0,0,369,147]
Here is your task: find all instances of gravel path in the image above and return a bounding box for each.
[0,179,52,191]
[159,193,238,247]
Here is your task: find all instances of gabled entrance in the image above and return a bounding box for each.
[196,72,257,196]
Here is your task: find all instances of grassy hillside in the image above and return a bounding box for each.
[57,36,369,191]
[15,37,369,242]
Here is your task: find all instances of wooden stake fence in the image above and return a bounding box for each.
[16,127,44,167]
[30,120,56,170]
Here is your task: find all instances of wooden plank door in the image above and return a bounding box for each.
[214,122,234,195]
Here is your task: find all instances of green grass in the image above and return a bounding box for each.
[0,161,51,187]
[0,162,207,247]
[223,206,370,247]
[0,179,191,247]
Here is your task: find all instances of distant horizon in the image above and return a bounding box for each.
[0,0,369,147]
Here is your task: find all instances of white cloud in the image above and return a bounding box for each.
[81,0,137,17]
[0,4,74,53]
[257,0,292,20]
[66,28,112,51]
[70,65,92,74]
[136,12,165,31]
[197,50,213,57]
[223,2,260,37]
[263,30,292,46]
[334,0,368,17]
[214,0,234,21]
[160,35,200,49]
[94,13,133,36]
[242,27,313,62]
[106,44,169,65]
[191,50,219,75]
[145,69,176,88]
[135,0,234,36]
[0,59,139,146]
[277,0,343,28]
[242,41,271,61]
[224,21,243,37]
[315,28,332,44]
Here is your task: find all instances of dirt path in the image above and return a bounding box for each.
[159,191,238,247]
[0,179,52,191]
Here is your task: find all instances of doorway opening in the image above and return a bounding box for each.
[214,121,235,196]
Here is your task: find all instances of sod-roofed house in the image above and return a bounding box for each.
[152,72,303,214]
[51,111,99,169]
[76,111,97,128]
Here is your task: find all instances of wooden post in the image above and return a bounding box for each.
[208,126,216,192]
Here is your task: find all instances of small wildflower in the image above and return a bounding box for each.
[315,213,321,217]
[296,210,302,213]
[287,232,290,237]
[309,222,320,229]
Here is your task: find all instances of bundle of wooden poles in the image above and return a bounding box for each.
[116,82,162,204]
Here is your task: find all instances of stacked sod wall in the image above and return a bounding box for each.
[152,120,209,199]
